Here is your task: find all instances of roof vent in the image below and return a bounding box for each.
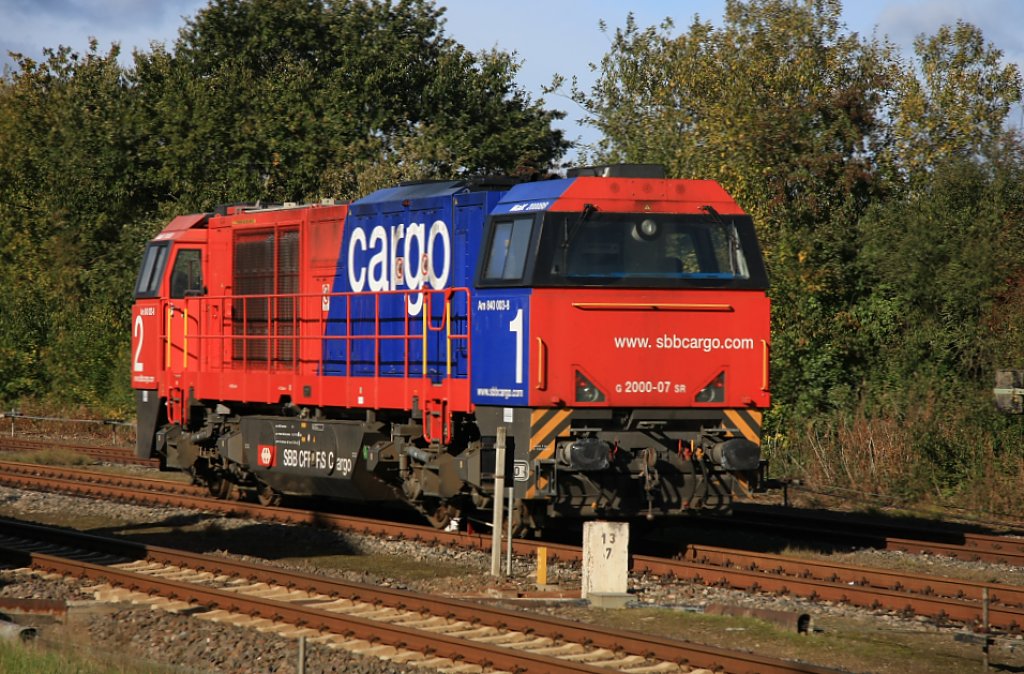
[567,164,666,179]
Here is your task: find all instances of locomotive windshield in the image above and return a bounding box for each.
[478,211,768,289]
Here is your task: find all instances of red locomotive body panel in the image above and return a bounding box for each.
[550,177,745,217]
[527,288,771,410]
[523,176,768,411]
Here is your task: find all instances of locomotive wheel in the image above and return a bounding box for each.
[423,503,459,530]
[208,476,231,500]
[257,484,282,507]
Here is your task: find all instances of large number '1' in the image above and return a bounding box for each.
[509,308,523,384]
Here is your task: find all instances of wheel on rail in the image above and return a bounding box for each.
[257,483,282,507]
[208,475,232,500]
[423,502,461,530]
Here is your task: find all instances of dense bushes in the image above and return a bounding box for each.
[571,0,1024,511]
[3,0,1024,513]
[0,0,566,414]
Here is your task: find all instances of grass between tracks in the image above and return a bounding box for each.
[573,607,1022,674]
[0,637,180,674]
[1,448,96,466]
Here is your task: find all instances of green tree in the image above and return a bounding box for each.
[134,0,567,209]
[567,0,899,421]
[883,20,1021,182]
[0,0,568,411]
[0,42,148,408]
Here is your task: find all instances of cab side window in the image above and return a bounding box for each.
[484,216,533,281]
[170,249,204,299]
[134,243,169,298]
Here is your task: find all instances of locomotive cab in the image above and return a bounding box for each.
[468,165,771,529]
[132,215,210,463]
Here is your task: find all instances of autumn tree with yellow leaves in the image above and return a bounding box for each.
[570,0,1024,507]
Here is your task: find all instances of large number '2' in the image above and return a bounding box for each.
[508,308,523,384]
[133,315,145,372]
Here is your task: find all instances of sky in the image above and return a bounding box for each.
[2,0,1023,155]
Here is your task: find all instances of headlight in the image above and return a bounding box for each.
[631,218,659,241]
[575,370,605,403]
[695,372,725,403]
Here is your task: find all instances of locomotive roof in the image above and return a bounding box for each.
[493,176,745,216]
[354,180,467,205]
[353,177,522,209]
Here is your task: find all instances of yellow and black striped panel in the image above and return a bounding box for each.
[525,408,572,498]
[722,409,763,445]
[529,408,573,461]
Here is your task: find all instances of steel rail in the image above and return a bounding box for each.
[6,437,1024,565]
[726,506,1024,567]
[3,546,611,674]
[679,545,1024,608]
[3,461,1022,629]
[629,553,1023,629]
[0,461,203,496]
[0,520,840,674]
[0,437,154,467]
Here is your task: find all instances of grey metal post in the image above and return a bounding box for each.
[298,635,306,674]
[490,426,506,576]
[505,486,514,575]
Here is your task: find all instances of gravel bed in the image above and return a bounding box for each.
[85,608,427,674]
[1,570,426,674]
[2,483,1024,672]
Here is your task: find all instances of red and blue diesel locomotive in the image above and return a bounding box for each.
[131,165,770,532]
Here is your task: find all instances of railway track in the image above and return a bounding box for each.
[0,460,203,498]
[7,436,1024,569]
[725,504,1024,566]
[0,436,156,467]
[0,518,838,674]
[5,437,1024,565]
[6,436,1023,566]
[1,460,1021,632]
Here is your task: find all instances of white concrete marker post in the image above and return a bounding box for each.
[490,427,506,576]
[581,520,631,608]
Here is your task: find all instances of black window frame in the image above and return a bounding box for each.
[475,213,541,287]
[535,212,768,289]
[169,248,205,299]
[475,211,769,290]
[134,242,170,299]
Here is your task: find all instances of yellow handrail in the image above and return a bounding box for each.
[761,339,769,392]
[536,337,546,390]
[165,305,172,368]
[183,305,188,368]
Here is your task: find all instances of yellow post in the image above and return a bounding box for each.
[183,306,188,368]
[536,546,548,587]
[165,305,172,368]
[421,299,427,377]
[445,296,451,376]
